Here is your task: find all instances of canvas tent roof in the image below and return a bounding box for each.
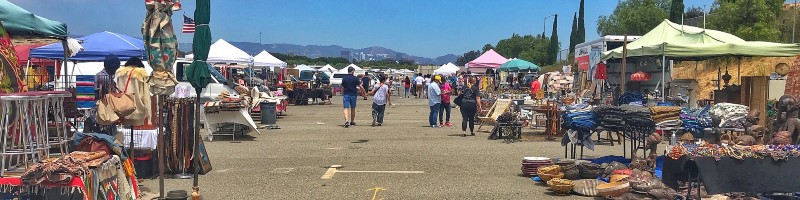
[253,50,286,67]
[294,64,313,71]
[338,64,362,73]
[319,64,337,73]
[467,49,508,69]
[0,0,67,38]
[434,62,460,75]
[602,20,800,60]
[29,31,145,61]
[206,39,253,64]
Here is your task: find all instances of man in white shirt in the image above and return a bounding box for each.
[424,75,431,98]
[414,73,424,98]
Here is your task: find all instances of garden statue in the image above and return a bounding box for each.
[774,95,800,144]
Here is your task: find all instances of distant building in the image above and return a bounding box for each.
[340,51,351,60]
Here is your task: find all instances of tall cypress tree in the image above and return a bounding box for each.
[548,14,559,64]
[569,13,578,55]
[669,0,685,23]
[578,0,585,42]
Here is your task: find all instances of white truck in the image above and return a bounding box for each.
[172,58,238,100]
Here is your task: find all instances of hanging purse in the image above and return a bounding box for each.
[96,83,120,125]
[106,69,137,117]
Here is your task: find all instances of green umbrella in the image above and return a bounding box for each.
[186,0,211,95]
[498,59,540,72]
[186,0,210,194]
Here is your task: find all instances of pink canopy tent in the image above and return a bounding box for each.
[466,49,508,69]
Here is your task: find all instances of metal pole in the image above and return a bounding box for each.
[158,96,165,200]
[621,35,628,94]
[662,50,667,101]
[193,96,201,187]
[794,0,797,43]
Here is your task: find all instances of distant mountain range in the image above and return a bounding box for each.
[177,42,458,65]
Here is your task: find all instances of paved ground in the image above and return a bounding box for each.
[139,95,635,200]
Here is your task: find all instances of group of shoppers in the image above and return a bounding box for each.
[339,69,481,137]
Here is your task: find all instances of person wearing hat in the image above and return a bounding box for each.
[341,67,363,128]
[428,75,442,128]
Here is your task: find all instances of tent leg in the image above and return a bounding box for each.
[662,54,666,101]
[737,57,741,85]
[61,40,69,90]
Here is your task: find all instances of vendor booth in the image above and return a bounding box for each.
[517,19,800,200]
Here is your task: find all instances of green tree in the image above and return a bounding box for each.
[707,0,783,42]
[456,50,482,66]
[482,44,494,52]
[669,0,685,22]
[547,14,560,65]
[596,0,669,36]
[518,37,550,67]
[578,0,586,43]
[569,13,578,55]
[685,6,705,19]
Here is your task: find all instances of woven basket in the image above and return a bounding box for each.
[537,165,561,175]
[572,179,604,197]
[539,172,564,182]
[550,184,573,195]
[597,181,630,199]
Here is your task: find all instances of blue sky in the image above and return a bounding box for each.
[11,0,718,58]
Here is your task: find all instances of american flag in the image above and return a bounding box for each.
[182,15,195,33]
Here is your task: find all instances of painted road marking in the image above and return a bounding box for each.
[320,165,424,179]
[367,187,385,200]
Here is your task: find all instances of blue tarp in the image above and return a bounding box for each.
[29,31,145,61]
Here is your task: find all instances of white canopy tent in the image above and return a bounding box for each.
[253,50,286,67]
[294,64,314,71]
[434,62,460,75]
[337,63,362,73]
[319,64,337,73]
[205,39,253,64]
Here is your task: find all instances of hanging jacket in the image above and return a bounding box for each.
[115,66,152,126]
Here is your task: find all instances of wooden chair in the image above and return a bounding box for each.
[477,99,512,132]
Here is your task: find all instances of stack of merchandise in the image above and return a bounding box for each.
[650,106,682,129]
[618,92,646,105]
[521,157,552,176]
[620,105,656,141]
[561,104,599,149]
[680,106,713,138]
[593,105,626,132]
[75,75,96,109]
[709,103,749,129]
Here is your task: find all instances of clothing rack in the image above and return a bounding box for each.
[163,98,199,175]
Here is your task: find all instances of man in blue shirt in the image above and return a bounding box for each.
[428,75,442,128]
[361,72,371,100]
[342,67,363,128]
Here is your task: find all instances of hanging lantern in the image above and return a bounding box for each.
[631,71,651,82]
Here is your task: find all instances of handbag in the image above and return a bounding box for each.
[106,69,137,117]
[454,94,463,107]
[96,83,121,125]
[149,70,179,96]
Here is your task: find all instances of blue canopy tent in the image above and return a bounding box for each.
[30,31,146,61]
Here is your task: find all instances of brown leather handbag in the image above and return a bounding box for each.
[106,69,137,117]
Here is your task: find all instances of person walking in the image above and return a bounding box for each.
[403,76,411,98]
[459,76,481,136]
[424,75,431,98]
[439,79,452,127]
[361,72,371,100]
[341,67,363,128]
[368,76,390,126]
[414,73,424,98]
[428,75,442,128]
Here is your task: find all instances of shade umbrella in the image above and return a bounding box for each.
[142,1,180,199]
[498,59,540,72]
[185,0,210,197]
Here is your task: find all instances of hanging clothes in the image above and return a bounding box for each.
[594,62,607,80]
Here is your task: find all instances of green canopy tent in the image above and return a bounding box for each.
[0,0,67,38]
[0,0,69,91]
[498,59,540,72]
[601,19,800,99]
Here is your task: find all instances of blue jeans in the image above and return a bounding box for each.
[372,103,386,123]
[343,95,357,108]
[404,87,410,96]
[429,103,440,126]
[439,103,451,124]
